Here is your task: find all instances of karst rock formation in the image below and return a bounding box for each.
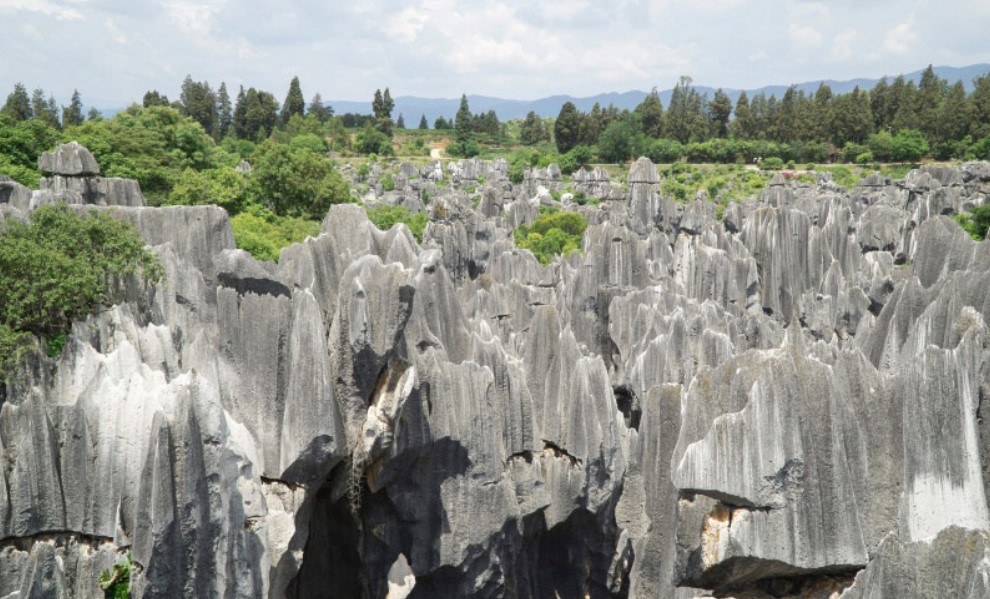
[2,143,990,598]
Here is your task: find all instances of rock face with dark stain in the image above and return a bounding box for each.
[2,147,990,599]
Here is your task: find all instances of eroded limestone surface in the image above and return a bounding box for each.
[2,147,990,598]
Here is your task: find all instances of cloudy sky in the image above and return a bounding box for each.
[2,0,989,108]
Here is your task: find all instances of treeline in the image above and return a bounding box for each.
[546,67,990,164]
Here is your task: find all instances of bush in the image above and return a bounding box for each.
[0,205,163,378]
[366,205,428,243]
[355,125,393,155]
[513,210,588,265]
[248,141,352,219]
[956,204,990,240]
[165,166,246,211]
[230,205,321,262]
[761,156,784,170]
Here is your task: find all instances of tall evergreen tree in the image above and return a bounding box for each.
[970,74,990,141]
[916,65,946,142]
[433,115,449,130]
[396,113,406,129]
[890,78,920,132]
[634,87,664,138]
[418,114,429,130]
[730,91,754,139]
[937,81,970,146]
[281,76,305,125]
[372,89,385,118]
[30,89,47,121]
[454,94,473,143]
[664,76,708,143]
[580,102,607,145]
[62,90,84,127]
[554,101,582,153]
[708,88,732,138]
[87,107,102,122]
[382,88,395,119]
[870,77,893,132]
[233,87,278,139]
[2,83,32,122]
[180,75,217,133]
[829,86,873,146]
[811,83,833,140]
[216,82,232,139]
[143,90,170,108]
[520,111,547,145]
[308,93,333,123]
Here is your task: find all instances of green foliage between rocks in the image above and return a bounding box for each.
[514,210,588,265]
[365,205,428,243]
[0,205,163,379]
[230,206,321,262]
[956,205,990,241]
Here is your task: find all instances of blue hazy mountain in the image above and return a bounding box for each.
[327,64,990,124]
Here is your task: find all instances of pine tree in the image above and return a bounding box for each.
[971,75,990,141]
[87,107,102,121]
[308,93,333,123]
[433,115,448,130]
[937,81,970,146]
[44,94,61,129]
[829,86,873,146]
[708,88,732,138]
[382,88,395,119]
[372,89,384,118]
[143,90,170,108]
[454,94,473,143]
[62,90,84,127]
[664,76,708,143]
[520,111,547,145]
[30,88,47,121]
[281,76,305,125]
[396,113,406,129]
[890,78,920,132]
[870,78,893,132]
[2,83,32,122]
[233,86,248,138]
[916,65,946,143]
[216,82,232,138]
[554,101,582,153]
[180,75,217,133]
[418,114,428,130]
[730,91,753,139]
[634,87,664,138]
[811,83,833,141]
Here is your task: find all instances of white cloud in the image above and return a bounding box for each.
[0,0,83,20]
[882,16,916,55]
[789,23,823,47]
[831,29,857,61]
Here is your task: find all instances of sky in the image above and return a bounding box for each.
[1,0,989,108]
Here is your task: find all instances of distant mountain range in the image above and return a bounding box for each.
[326,64,990,125]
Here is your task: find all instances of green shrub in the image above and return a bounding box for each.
[381,173,396,192]
[230,206,321,262]
[366,205,429,243]
[0,205,163,379]
[99,553,132,599]
[761,156,784,170]
[956,204,990,240]
[513,210,587,265]
[248,140,351,219]
[165,166,246,211]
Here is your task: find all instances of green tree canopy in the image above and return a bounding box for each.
[63,90,85,128]
[281,76,306,125]
[2,83,32,123]
[248,140,351,219]
[635,87,665,139]
[554,101,582,154]
[0,205,163,377]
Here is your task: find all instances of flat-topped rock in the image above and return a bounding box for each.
[38,141,101,176]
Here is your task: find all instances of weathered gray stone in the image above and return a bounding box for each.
[3,158,990,599]
[37,141,100,176]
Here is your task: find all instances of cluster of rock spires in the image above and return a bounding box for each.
[2,142,990,598]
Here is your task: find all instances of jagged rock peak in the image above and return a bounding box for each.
[38,141,101,177]
[628,156,659,184]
